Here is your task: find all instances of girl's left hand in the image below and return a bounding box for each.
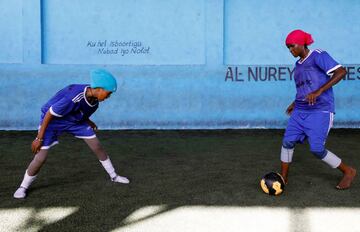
[88,120,98,131]
[31,138,43,154]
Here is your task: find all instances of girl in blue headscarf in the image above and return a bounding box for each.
[14,69,130,199]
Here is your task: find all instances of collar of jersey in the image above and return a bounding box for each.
[84,86,98,107]
[297,50,313,64]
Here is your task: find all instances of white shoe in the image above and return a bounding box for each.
[14,187,27,199]
[111,175,130,184]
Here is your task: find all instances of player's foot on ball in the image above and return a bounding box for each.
[13,187,27,199]
[111,175,130,184]
[336,167,356,190]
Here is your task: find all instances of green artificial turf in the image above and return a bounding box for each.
[0,129,359,231]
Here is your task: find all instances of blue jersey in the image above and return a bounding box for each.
[40,84,99,123]
[293,49,342,112]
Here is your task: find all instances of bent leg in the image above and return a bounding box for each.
[307,112,356,189]
[14,149,49,199]
[280,111,307,184]
[315,149,356,190]
[83,136,108,161]
[336,161,356,190]
[84,137,129,184]
[28,149,49,176]
[280,140,296,184]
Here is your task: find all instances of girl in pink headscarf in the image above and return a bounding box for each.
[279,29,356,190]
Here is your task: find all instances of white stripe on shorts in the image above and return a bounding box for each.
[327,112,334,135]
[75,135,97,139]
[40,141,59,150]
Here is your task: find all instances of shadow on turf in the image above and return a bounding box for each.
[1,130,359,231]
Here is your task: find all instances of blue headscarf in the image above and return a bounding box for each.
[90,69,117,92]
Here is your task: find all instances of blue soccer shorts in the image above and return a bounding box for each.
[39,120,96,149]
[283,111,334,152]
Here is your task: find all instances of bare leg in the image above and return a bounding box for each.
[280,144,294,185]
[336,162,356,190]
[27,149,49,176]
[281,161,290,184]
[14,149,49,198]
[83,137,108,161]
[83,137,129,184]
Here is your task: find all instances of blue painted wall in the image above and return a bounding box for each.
[0,0,23,63]
[42,0,205,65]
[0,0,359,130]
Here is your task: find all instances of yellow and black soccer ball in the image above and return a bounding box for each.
[260,172,285,196]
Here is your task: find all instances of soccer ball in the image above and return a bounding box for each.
[260,172,285,196]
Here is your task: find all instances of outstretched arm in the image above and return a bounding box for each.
[306,67,347,105]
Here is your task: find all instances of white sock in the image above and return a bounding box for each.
[281,146,294,163]
[322,150,342,168]
[19,170,37,189]
[99,157,117,179]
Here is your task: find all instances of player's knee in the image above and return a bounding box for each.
[93,145,105,155]
[34,154,47,164]
[310,149,327,159]
[282,140,296,149]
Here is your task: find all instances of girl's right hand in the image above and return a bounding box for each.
[286,102,295,115]
[31,138,43,154]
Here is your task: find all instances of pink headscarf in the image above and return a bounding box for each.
[285,29,314,46]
